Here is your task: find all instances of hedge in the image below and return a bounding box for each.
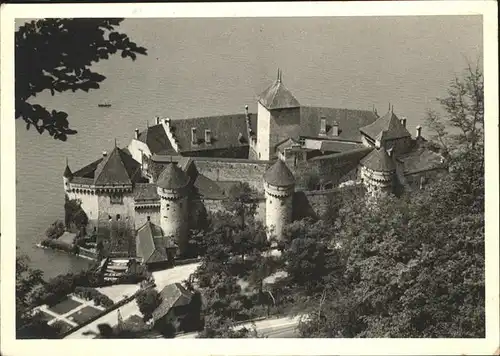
[74,287,114,308]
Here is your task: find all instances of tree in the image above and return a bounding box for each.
[299,143,485,338]
[425,62,483,152]
[222,182,258,228]
[45,220,65,239]
[16,18,147,141]
[16,254,62,339]
[136,288,163,321]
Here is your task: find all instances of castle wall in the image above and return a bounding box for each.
[264,183,294,240]
[66,189,99,222]
[193,160,270,193]
[128,139,151,164]
[269,108,301,159]
[97,192,136,224]
[256,102,271,160]
[159,188,189,255]
[134,207,161,229]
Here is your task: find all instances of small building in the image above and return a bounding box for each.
[135,221,177,268]
[151,283,194,331]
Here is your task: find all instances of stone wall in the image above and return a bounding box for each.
[97,193,136,225]
[128,139,151,164]
[67,190,99,222]
[256,102,271,160]
[193,159,271,193]
[269,107,301,158]
[134,207,161,229]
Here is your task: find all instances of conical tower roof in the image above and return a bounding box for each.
[264,159,295,187]
[360,147,396,172]
[258,69,300,110]
[63,163,73,178]
[157,163,190,190]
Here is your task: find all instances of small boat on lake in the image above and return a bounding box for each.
[98,101,112,108]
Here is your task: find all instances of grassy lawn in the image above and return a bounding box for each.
[47,297,82,315]
[37,310,56,322]
[67,306,102,325]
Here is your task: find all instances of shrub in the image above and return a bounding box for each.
[45,220,65,239]
[74,287,114,308]
[136,288,162,321]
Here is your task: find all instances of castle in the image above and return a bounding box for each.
[63,70,446,265]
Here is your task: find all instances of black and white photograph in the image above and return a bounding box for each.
[1,2,498,355]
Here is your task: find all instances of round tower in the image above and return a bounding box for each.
[156,163,190,256]
[263,159,295,240]
[359,147,396,198]
[63,159,73,193]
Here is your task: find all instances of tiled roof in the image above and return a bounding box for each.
[134,183,159,201]
[398,147,445,175]
[157,163,190,190]
[152,283,193,322]
[168,114,256,153]
[72,158,103,179]
[258,74,300,110]
[310,146,373,163]
[360,147,396,172]
[359,109,411,141]
[136,221,176,264]
[137,124,176,155]
[93,147,143,186]
[264,160,295,187]
[299,106,378,142]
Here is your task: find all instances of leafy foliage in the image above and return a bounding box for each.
[16,18,147,140]
[45,220,65,239]
[425,61,483,152]
[222,182,258,227]
[136,288,163,321]
[64,196,89,233]
[299,65,485,338]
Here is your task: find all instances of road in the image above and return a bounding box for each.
[64,263,200,339]
[176,315,304,339]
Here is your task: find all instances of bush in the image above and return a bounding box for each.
[74,287,114,308]
[45,220,65,239]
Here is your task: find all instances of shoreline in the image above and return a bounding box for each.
[35,242,97,262]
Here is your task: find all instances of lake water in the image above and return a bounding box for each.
[14,16,482,279]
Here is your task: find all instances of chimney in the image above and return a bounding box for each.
[416,125,422,138]
[331,121,339,137]
[375,140,381,149]
[319,117,327,135]
[102,151,108,157]
[134,128,139,140]
[387,147,394,157]
[155,116,160,125]
[204,129,212,144]
[245,105,249,117]
[191,127,197,145]
[165,118,171,131]
[400,117,407,128]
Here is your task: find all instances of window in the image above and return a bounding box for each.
[110,194,123,205]
[116,214,121,221]
[147,216,151,221]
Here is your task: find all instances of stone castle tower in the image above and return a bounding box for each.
[256,69,301,160]
[263,159,295,240]
[359,146,396,198]
[156,162,190,256]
